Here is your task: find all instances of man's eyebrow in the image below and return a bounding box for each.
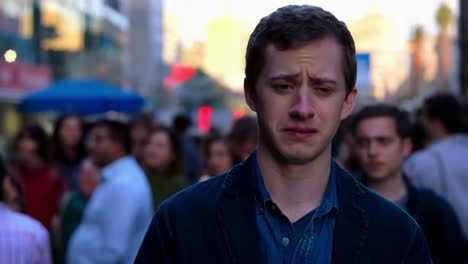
[268,74,338,86]
[309,77,337,85]
[268,73,301,82]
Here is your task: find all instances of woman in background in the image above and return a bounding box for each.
[143,127,188,208]
[53,158,100,264]
[53,115,86,191]
[10,124,68,231]
[199,136,234,182]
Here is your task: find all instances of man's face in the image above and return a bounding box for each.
[87,126,115,167]
[245,37,356,164]
[355,116,412,181]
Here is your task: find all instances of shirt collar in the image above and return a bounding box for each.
[253,150,339,216]
[101,156,134,182]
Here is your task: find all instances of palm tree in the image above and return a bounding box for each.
[411,25,425,95]
[435,2,454,83]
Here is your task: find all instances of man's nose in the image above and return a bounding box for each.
[367,141,379,157]
[289,87,315,121]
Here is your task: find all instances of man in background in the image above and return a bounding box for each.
[68,120,153,264]
[353,104,466,263]
[172,114,203,184]
[404,93,468,240]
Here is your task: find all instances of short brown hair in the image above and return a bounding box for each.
[245,5,356,95]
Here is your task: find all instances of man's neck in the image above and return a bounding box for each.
[367,172,407,202]
[103,153,127,168]
[257,145,331,223]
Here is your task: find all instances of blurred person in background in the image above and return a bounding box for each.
[403,93,468,240]
[409,121,429,154]
[143,126,188,208]
[226,116,258,164]
[462,98,468,132]
[67,120,153,264]
[172,114,203,184]
[53,115,87,191]
[353,104,467,263]
[136,5,430,263]
[52,158,100,264]
[0,154,52,264]
[334,116,363,179]
[1,165,25,213]
[129,113,154,166]
[10,124,68,231]
[199,136,235,182]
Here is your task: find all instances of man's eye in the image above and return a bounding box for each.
[272,84,292,90]
[316,87,331,93]
[379,138,392,145]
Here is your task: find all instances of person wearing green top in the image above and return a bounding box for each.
[52,158,100,264]
[143,126,188,208]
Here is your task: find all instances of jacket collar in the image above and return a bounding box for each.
[218,153,369,263]
[331,165,369,263]
[220,152,257,198]
[218,153,261,263]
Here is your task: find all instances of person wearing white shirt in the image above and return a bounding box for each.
[0,157,52,264]
[404,94,468,240]
[67,120,153,264]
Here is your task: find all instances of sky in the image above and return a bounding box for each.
[164,0,458,45]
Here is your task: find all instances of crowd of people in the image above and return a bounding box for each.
[0,83,467,264]
[0,113,258,263]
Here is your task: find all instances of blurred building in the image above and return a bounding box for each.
[124,0,164,103]
[350,7,409,100]
[181,41,205,69]
[203,18,250,92]
[0,0,128,136]
[162,12,182,66]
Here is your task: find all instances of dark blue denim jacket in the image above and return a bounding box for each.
[135,153,432,263]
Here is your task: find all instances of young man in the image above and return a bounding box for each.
[404,93,468,239]
[353,104,467,263]
[67,120,153,264]
[135,5,431,263]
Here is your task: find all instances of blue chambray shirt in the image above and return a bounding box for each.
[253,152,338,264]
[67,156,154,264]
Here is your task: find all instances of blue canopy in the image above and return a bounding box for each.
[17,78,144,114]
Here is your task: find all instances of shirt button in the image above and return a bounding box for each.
[282,237,290,247]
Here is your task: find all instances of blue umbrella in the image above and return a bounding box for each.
[17,78,144,114]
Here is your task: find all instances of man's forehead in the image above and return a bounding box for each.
[358,116,398,135]
[265,37,340,54]
[92,125,110,135]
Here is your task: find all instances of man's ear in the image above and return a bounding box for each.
[244,78,257,112]
[341,87,357,120]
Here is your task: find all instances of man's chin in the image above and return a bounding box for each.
[275,148,322,165]
[366,173,388,182]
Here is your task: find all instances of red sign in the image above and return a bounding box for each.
[0,62,52,91]
[198,106,213,132]
[163,64,197,89]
